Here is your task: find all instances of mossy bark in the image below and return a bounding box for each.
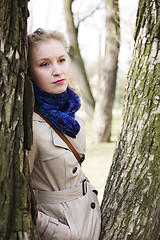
[93,0,120,143]
[100,0,160,239]
[0,0,38,239]
[64,0,95,118]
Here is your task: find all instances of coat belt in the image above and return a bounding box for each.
[34,179,88,204]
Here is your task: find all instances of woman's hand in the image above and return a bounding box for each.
[64,229,71,240]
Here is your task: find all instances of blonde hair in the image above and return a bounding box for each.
[28,28,68,51]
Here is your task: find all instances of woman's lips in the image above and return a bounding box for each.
[53,79,65,85]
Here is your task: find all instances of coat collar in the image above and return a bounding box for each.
[51,128,85,155]
[33,112,85,155]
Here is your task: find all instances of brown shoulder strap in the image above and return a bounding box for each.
[34,109,82,166]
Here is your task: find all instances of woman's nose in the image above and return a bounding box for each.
[52,64,62,76]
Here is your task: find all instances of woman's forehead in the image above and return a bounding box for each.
[30,39,66,61]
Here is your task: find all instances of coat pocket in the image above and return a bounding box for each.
[37,210,69,240]
[38,203,68,226]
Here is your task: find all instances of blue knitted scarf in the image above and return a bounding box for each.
[33,85,81,138]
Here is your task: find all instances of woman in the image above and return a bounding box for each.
[28,28,101,240]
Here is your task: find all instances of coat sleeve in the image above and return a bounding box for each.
[37,211,69,240]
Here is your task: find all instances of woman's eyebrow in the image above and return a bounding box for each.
[36,58,49,63]
[36,55,66,63]
[57,54,66,59]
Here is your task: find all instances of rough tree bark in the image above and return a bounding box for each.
[63,0,95,118]
[0,0,38,239]
[100,0,160,239]
[93,0,120,143]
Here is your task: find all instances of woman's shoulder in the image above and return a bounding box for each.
[32,112,51,139]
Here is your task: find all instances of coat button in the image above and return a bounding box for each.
[91,202,96,209]
[72,167,77,174]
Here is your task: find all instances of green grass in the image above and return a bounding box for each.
[81,111,122,203]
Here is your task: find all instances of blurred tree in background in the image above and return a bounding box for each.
[93,0,120,143]
[64,0,95,118]
[0,0,38,239]
[100,0,160,238]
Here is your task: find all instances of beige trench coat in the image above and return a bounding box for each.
[29,112,101,240]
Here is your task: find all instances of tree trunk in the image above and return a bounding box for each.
[100,0,160,239]
[63,0,95,118]
[93,0,120,142]
[0,0,38,239]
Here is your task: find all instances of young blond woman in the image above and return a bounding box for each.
[28,28,101,240]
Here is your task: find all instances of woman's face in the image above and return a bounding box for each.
[28,38,69,94]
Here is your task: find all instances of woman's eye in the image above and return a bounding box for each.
[40,62,48,67]
[59,58,66,63]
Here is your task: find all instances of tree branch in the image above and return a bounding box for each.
[75,0,104,28]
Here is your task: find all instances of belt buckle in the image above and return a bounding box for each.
[82,179,87,195]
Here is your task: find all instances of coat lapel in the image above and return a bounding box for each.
[33,112,86,155]
[51,128,85,155]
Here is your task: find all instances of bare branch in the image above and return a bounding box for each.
[75,0,105,28]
